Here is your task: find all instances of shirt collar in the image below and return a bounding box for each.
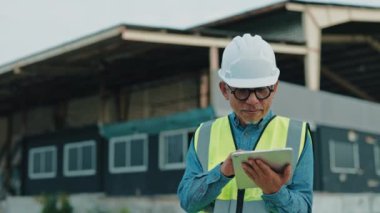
[230,110,274,130]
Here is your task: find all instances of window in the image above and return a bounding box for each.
[329,140,359,174]
[109,134,148,173]
[375,145,380,176]
[64,140,96,177]
[159,129,190,170]
[28,146,57,179]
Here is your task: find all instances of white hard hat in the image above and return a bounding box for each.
[218,34,280,88]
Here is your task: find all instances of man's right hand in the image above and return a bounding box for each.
[220,153,235,177]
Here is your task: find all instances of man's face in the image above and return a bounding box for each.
[219,81,278,125]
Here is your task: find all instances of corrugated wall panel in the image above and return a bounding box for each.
[127,78,198,120]
[211,71,380,134]
[11,112,24,144]
[0,117,6,148]
[67,96,100,127]
[103,96,117,124]
[26,106,54,135]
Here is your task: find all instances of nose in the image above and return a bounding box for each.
[245,92,260,105]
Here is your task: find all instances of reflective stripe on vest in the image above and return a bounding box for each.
[214,200,266,213]
[194,115,307,213]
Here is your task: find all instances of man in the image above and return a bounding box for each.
[177,34,313,213]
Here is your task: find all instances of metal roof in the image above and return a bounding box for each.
[0,24,198,75]
[190,0,380,32]
[292,0,380,8]
[191,2,380,103]
[0,1,379,117]
[0,24,225,115]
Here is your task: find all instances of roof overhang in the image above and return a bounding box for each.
[286,2,380,28]
[0,26,126,75]
[0,23,308,75]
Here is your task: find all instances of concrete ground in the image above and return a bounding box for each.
[1,192,380,213]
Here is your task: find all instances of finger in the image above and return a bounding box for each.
[242,162,257,180]
[227,153,233,161]
[247,159,259,176]
[253,160,268,176]
[281,164,292,182]
[247,157,255,161]
[242,162,254,176]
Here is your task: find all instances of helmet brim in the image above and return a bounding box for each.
[218,68,279,88]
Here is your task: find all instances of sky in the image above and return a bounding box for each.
[0,0,283,66]
[1,0,380,67]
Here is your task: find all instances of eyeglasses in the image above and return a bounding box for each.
[227,85,274,101]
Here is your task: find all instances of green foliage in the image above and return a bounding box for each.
[59,193,73,213]
[119,208,130,213]
[40,193,73,213]
[41,194,58,213]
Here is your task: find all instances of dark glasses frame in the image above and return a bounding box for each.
[226,85,274,101]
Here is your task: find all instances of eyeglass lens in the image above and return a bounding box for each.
[229,86,273,101]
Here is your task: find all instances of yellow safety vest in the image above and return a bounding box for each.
[194,115,308,213]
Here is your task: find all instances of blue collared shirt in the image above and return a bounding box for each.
[177,110,313,212]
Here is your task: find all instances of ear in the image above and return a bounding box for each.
[272,81,279,94]
[219,82,229,100]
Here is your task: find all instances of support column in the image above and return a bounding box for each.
[200,72,209,108]
[98,64,110,125]
[99,83,107,125]
[3,114,13,195]
[207,46,219,108]
[303,9,321,91]
[119,87,130,120]
[0,116,8,196]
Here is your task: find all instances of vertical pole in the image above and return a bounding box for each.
[303,9,321,91]
[210,46,219,72]
[200,72,209,108]
[99,84,106,125]
[206,46,219,108]
[4,114,13,195]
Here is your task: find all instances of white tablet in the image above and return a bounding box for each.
[231,148,293,189]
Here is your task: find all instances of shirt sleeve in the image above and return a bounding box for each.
[177,139,232,213]
[261,130,314,213]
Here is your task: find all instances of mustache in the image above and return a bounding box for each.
[242,107,263,111]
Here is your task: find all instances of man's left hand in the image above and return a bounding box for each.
[242,159,291,194]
